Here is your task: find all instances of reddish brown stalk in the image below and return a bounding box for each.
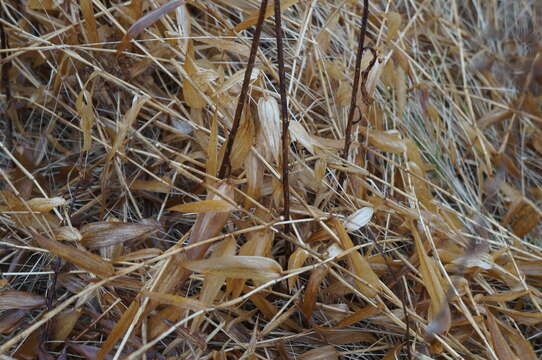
[218,0,268,179]
[273,0,291,234]
[340,0,371,183]
[0,11,13,161]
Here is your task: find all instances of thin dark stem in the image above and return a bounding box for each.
[1,7,13,162]
[340,0,370,184]
[218,0,268,179]
[273,0,290,234]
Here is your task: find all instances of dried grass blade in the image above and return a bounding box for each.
[298,345,339,360]
[80,0,99,46]
[168,199,235,213]
[34,233,114,279]
[0,290,45,310]
[81,221,161,249]
[301,265,328,319]
[27,197,66,212]
[486,309,518,360]
[183,256,283,281]
[141,291,207,311]
[117,0,186,55]
[332,219,380,297]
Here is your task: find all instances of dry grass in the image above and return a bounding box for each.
[1,0,542,359]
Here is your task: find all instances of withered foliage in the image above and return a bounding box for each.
[1,0,542,359]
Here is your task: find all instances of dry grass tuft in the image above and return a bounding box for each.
[1,0,542,359]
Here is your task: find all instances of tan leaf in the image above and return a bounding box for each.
[141,292,207,311]
[386,12,402,41]
[34,233,114,279]
[168,199,235,213]
[183,256,283,281]
[0,290,45,310]
[81,221,161,249]
[26,197,66,212]
[299,345,339,360]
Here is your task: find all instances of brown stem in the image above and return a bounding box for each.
[218,0,268,179]
[339,0,370,184]
[273,0,290,233]
[1,9,13,163]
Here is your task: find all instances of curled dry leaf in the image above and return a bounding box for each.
[287,247,310,290]
[258,96,282,164]
[290,121,316,155]
[26,197,66,212]
[426,300,451,339]
[344,207,374,232]
[184,181,235,260]
[361,128,406,154]
[302,265,329,319]
[0,290,45,310]
[81,221,161,249]
[54,226,82,242]
[386,12,402,41]
[183,256,283,281]
[117,0,187,55]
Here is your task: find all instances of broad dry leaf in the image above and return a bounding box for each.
[117,0,186,54]
[332,219,381,297]
[54,226,82,242]
[34,233,114,279]
[0,310,27,334]
[479,290,529,303]
[233,0,302,33]
[502,198,542,237]
[361,128,406,153]
[26,197,66,212]
[287,247,310,289]
[184,256,283,281]
[76,89,95,151]
[290,121,316,155]
[0,290,45,310]
[80,0,99,46]
[302,265,329,319]
[141,291,208,311]
[131,178,172,193]
[52,309,81,348]
[197,37,250,58]
[191,238,236,332]
[319,303,381,330]
[81,221,161,249]
[258,96,282,164]
[386,12,402,41]
[426,299,451,339]
[168,199,235,213]
[411,225,446,319]
[344,207,374,232]
[112,248,162,262]
[298,345,339,360]
[489,306,542,326]
[486,309,519,360]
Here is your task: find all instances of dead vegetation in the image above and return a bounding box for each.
[1,0,542,359]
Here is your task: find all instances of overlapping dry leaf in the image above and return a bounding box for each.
[1,0,541,359]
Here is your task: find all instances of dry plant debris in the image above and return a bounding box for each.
[1,0,542,359]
